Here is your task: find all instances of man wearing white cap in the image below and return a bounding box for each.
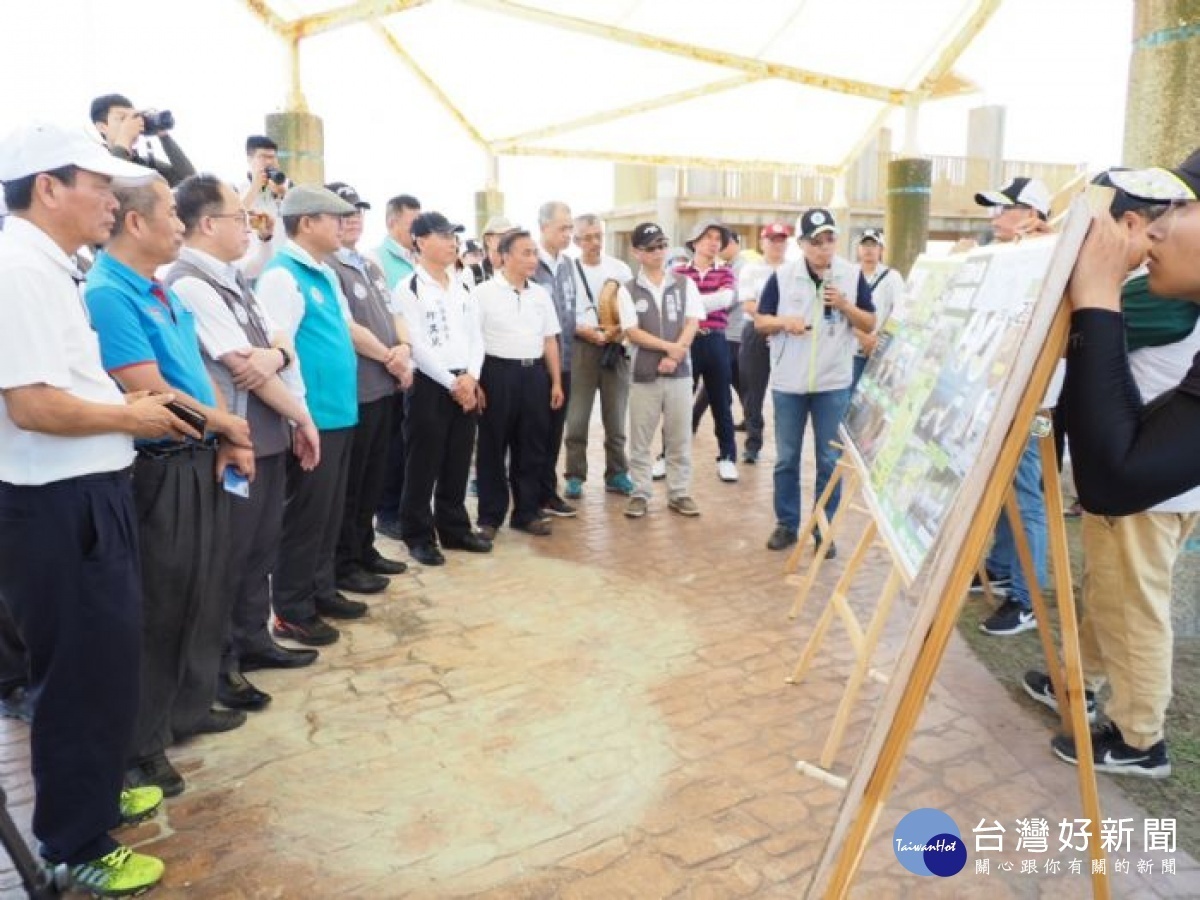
[0,122,183,896]
[970,178,1054,637]
[850,228,904,392]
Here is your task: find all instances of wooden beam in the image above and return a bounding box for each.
[239,0,290,37]
[490,75,758,151]
[498,144,837,177]
[456,0,908,104]
[371,22,490,149]
[914,0,1003,97]
[287,0,430,40]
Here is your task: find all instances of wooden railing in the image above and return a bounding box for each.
[618,156,1088,218]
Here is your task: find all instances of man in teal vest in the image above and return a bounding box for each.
[257,185,360,647]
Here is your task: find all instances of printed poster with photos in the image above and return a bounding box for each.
[842,238,1057,580]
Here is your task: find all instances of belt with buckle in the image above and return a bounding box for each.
[487,355,542,368]
[697,327,713,336]
[136,436,218,460]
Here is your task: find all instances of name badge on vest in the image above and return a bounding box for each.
[310,286,324,305]
[234,304,250,326]
[353,282,368,299]
[635,298,649,314]
[666,295,679,323]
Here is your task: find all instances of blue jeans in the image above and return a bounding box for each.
[850,355,868,393]
[986,434,1047,609]
[772,388,850,533]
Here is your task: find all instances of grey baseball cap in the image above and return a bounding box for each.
[279,184,356,217]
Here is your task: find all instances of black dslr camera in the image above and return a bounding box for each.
[139,109,175,136]
[264,167,288,186]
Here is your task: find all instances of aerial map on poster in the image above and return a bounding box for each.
[842,238,1057,580]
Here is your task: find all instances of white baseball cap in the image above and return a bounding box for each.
[974,177,1051,218]
[0,122,154,183]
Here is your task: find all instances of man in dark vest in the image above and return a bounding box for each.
[618,222,704,518]
[168,174,322,712]
[325,182,412,590]
[531,200,580,518]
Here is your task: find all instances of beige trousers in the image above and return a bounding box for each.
[1079,510,1200,749]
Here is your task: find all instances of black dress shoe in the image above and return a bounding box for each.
[240,642,319,671]
[192,708,247,735]
[217,672,272,712]
[126,752,185,798]
[440,532,493,553]
[335,568,390,595]
[272,614,340,647]
[363,555,408,575]
[477,525,498,542]
[408,542,446,566]
[317,592,369,620]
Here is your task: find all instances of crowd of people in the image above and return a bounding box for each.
[1,91,1199,895]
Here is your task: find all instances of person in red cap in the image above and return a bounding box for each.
[738,223,791,462]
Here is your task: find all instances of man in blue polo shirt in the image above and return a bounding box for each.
[86,173,255,798]
[257,185,361,646]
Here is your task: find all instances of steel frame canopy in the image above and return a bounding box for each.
[241,0,1001,180]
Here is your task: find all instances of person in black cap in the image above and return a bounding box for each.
[394,212,491,564]
[325,183,413,593]
[756,208,875,553]
[1064,149,1200,509]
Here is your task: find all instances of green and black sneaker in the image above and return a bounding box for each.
[118,786,164,826]
[69,845,164,897]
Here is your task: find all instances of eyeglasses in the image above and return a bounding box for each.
[208,211,250,226]
[639,242,669,252]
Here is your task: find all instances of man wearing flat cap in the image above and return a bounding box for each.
[677,219,740,483]
[325,183,412,596]
[257,185,363,646]
[0,121,183,894]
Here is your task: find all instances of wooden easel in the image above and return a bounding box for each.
[806,304,1110,899]
[783,454,862,621]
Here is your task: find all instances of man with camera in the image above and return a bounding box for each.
[90,94,195,188]
[237,135,289,280]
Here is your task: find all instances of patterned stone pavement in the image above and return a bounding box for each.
[1,419,1197,899]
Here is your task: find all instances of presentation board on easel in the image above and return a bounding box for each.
[803,194,1110,898]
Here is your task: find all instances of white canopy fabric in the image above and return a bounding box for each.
[245,0,999,175]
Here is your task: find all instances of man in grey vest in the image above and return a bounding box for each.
[618,222,705,518]
[531,201,580,518]
[325,183,412,592]
[168,175,322,711]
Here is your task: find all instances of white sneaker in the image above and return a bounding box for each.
[651,457,667,480]
[718,459,738,482]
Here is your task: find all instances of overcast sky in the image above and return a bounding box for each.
[1,1,1133,245]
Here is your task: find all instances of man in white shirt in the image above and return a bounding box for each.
[0,121,185,896]
[563,213,634,500]
[738,223,790,463]
[256,185,364,647]
[475,229,564,537]
[619,222,704,518]
[235,135,289,281]
[394,212,490,565]
[167,174,322,710]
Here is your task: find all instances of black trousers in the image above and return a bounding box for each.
[739,322,771,454]
[690,331,737,461]
[0,470,141,866]
[336,397,394,575]
[274,427,354,623]
[540,369,571,505]
[376,393,408,524]
[222,451,286,673]
[693,339,742,431]
[400,372,476,547]
[130,447,230,760]
[0,597,28,696]
[478,356,550,528]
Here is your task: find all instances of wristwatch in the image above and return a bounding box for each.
[277,346,292,370]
